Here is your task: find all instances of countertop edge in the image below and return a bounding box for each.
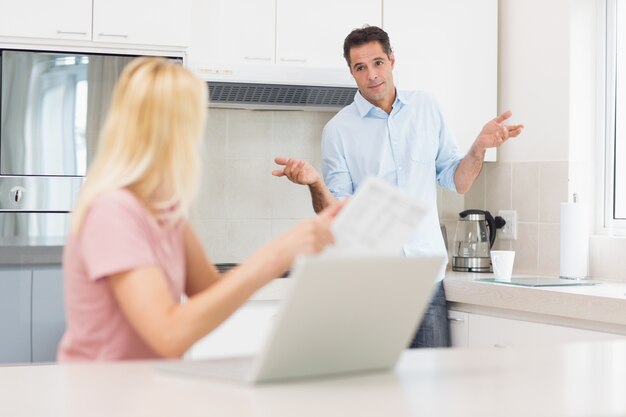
[0,246,64,266]
[443,271,626,330]
[248,272,626,331]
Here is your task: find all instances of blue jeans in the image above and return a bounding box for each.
[410,280,450,348]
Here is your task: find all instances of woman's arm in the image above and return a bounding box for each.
[108,200,344,358]
[182,222,221,297]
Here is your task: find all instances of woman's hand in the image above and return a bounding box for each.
[247,199,346,280]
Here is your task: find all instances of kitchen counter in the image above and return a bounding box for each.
[0,235,65,265]
[0,245,63,266]
[2,340,626,417]
[249,270,626,335]
[445,271,626,334]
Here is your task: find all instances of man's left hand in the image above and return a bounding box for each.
[475,110,524,150]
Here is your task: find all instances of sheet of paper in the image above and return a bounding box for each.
[324,177,428,256]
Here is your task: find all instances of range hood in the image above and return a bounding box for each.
[194,63,357,111]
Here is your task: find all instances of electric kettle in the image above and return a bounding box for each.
[451,209,505,272]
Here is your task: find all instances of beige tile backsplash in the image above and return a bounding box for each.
[464,161,568,276]
[538,161,568,223]
[190,108,567,275]
[485,162,512,214]
[190,109,331,263]
[537,223,560,274]
[225,158,272,219]
[512,162,539,223]
[228,111,273,159]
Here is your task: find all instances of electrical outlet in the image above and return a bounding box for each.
[498,210,517,240]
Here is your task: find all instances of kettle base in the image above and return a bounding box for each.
[452,256,492,273]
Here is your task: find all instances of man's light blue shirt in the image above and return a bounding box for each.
[321,90,463,279]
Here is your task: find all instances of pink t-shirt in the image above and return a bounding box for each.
[57,189,186,361]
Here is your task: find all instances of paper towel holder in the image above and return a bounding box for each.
[559,193,589,280]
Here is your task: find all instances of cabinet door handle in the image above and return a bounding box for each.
[280,58,307,63]
[494,343,509,348]
[447,317,466,322]
[56,30,88,35]
[244,56,272,61]
[98,33,129,38]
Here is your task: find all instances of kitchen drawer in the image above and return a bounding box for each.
[468,313,623,349]
[32,268,66,362]
[0,269,32,364]
[448,309,469,348]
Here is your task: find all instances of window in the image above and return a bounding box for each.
[605,0,626,229]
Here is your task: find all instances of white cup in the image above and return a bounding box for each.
[490,250,515,281]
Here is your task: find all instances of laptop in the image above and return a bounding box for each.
[157,254,445,384]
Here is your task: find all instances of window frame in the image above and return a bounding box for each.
[603,0,626,232]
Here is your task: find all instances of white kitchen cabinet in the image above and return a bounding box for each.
[383,0,498,161]
[31,267,66,362]
[93,0,192,47]
[0,0,191,48]
[189,0,381,70]
[0,0,92,41]
[464,312,623,349]
[448,309,469,347]
[0,266,66,364]
[275,0,380,68]
[186,301,279,360]
[0,269,32,364]
[189,0,275,66]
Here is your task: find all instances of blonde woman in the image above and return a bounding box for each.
[57,57,342,361]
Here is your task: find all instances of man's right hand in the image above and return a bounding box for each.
[272,156,337,214]
[272,157,322,186]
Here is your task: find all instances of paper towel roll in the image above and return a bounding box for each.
[560,202,589,279]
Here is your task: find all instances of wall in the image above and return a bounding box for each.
[189,107,466,265]
[463,0,601,276]
[464,162,567,275]
[189,109,333,263]
[190,0,605,279]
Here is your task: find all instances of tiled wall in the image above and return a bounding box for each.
[462,161,568,276]
[190,109,567,275]
[189,109,334,263]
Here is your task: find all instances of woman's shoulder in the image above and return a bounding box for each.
[89,188,149,222]
[93,188,141,207]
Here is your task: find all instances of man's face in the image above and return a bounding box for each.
[348,41,396,108]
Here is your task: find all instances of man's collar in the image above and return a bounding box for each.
[394,89,408,106]
[354,90,374,117]
[354,89,405,118]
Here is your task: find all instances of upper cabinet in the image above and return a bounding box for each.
[275,0,380,68]
[93,0,191,47]
[0,0,192,47]
[0,0,92,41]
[189,0,276,66]
[189,0,381,69]
[383,0,498,160]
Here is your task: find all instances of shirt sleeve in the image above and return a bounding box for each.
[78,192,157,282]
[321,123,354,198]
[433,101,463,192]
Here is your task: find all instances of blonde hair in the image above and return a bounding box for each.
[71,57,207,233]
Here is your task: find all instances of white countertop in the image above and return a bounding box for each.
[445,271,626,332]
[3,340,626,417]
[251,271,626,333]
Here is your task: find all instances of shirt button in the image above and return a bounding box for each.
[398,166,403,171]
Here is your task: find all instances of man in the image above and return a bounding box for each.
[272,26,523,348]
